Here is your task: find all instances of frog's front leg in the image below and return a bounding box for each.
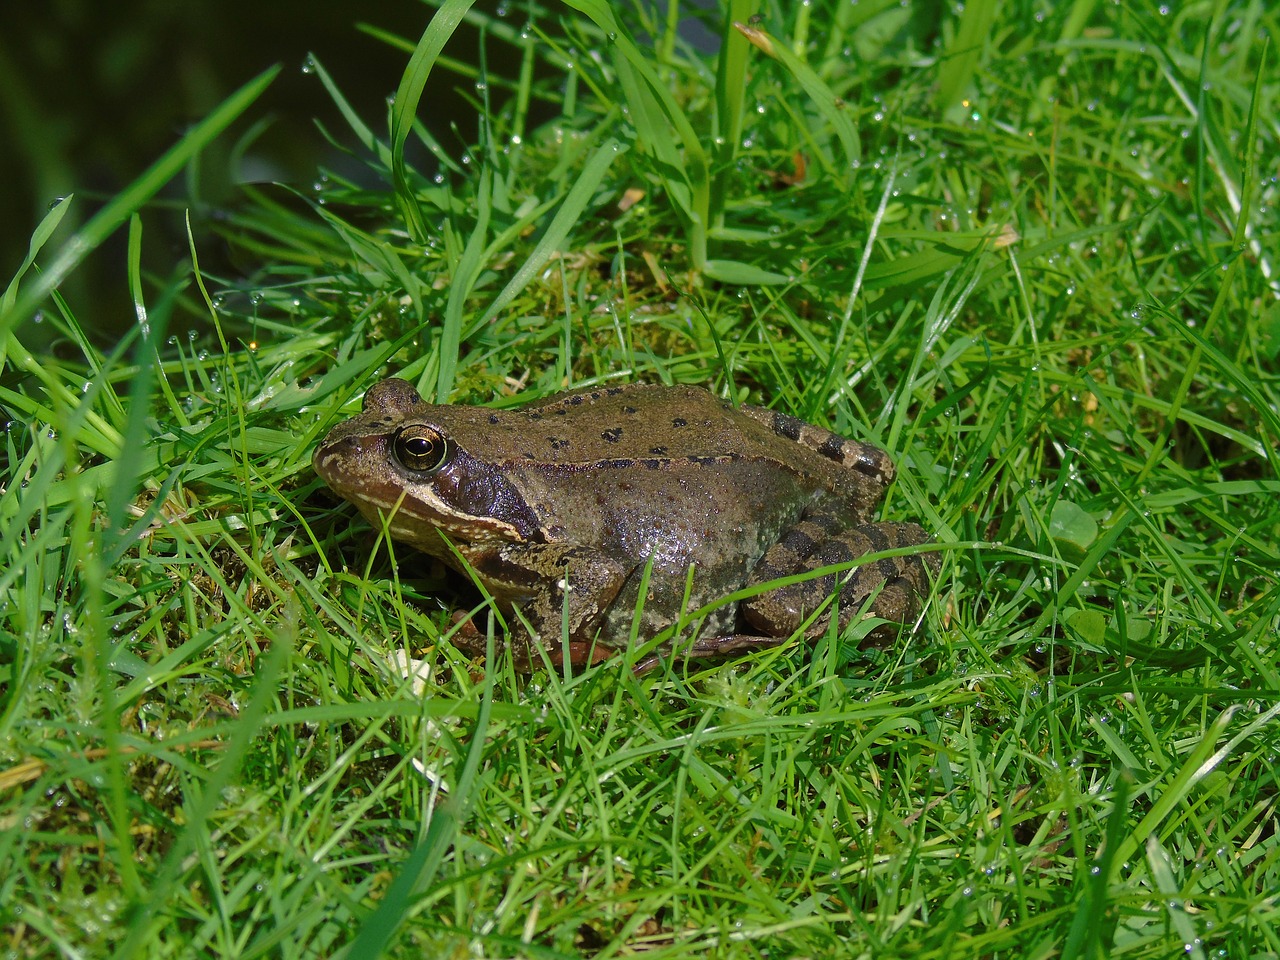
[740,515,940,639]
[461,543,631,667]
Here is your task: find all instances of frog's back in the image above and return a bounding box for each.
[430,383,891,514]
[498,383,745,462]
[458,384,860,474]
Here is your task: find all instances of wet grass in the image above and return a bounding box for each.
[2,0,1278,957]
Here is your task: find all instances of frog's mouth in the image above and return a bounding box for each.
[335,483,519,548]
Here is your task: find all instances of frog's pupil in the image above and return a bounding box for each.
[395,428,446,472]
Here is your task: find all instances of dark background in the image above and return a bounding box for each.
[0,0,487,338]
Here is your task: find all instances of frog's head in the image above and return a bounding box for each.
[312,379,540,554]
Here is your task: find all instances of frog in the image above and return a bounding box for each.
[312,378,940,671]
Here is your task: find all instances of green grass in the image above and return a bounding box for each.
[2,0,1279,957]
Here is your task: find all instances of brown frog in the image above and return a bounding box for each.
[312,379,939,670]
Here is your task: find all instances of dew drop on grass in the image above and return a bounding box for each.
[301,56,315,75]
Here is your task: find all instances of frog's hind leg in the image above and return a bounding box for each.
[632,518,940,676]
[740,517,939,639]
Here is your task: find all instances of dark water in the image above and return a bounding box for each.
[0,0,494,342]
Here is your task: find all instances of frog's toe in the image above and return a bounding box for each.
[632,633,790,675]
[685,633,790,656]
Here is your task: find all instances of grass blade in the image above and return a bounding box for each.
[480,138,626,325]
[935,0,1000,117]
[0,65,279,341]
[389,0,478,244]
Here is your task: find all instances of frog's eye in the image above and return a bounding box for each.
[392,426,451,473]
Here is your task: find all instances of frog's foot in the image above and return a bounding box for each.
[450,543,630,670]
[741,519,940,639]
[632,633,789,675]
[443,608,505,660]
[444,609,624,672]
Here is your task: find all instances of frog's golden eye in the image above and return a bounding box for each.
[392,426,451,473]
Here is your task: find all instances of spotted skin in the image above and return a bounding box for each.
[313,379,940,671]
